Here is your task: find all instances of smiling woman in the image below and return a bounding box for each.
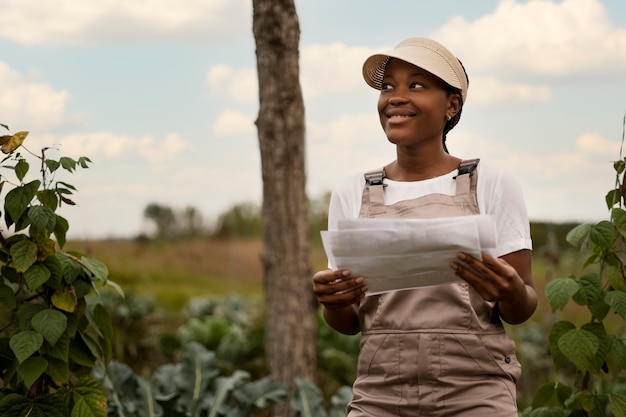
[312,37,536,417]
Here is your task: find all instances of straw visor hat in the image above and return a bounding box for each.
[362,38,468,103]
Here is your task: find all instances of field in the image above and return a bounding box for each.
[67,236,583,321]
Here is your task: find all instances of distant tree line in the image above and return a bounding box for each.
[142,195,577,250]
[141,192,331,242]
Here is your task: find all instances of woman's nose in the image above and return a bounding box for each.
[388,92,409,105]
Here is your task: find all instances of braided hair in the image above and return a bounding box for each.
[442,59,469,154]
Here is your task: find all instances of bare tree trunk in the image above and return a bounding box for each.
[252,0,317,415]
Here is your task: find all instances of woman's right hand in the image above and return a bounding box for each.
[312,269,368,310]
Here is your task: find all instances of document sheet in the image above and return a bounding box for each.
[321,215,497,294]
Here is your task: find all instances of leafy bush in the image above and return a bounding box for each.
[103,342,351,417]
[521,119,626,416]
[0,125,120,416]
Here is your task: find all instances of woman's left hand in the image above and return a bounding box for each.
[450,251,525,306]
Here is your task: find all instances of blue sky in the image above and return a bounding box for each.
[0,0,625,238]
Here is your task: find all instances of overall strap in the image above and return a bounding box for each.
[363,168,387,216]
[454,158,480,196]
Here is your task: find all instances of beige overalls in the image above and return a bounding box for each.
[348,160,521,417]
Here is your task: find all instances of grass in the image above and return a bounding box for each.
[66,238,268,311]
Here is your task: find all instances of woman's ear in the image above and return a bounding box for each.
[447,94,462,118]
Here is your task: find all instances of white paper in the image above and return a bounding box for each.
[321,215,496,294]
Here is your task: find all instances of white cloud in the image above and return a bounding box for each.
[206,65,257,104]
[468,76,551,107]
[0,62,80,130]
[433,0,626,78]
[0,0,251,45]
[300,43,375,100]
[212,110,255,137]
[576,133,622,155]
[53,131,189,164]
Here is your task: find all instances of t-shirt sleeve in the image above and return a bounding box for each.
[327,173,364,231]
[480,166,533,257]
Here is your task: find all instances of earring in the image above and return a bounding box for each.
[446,114,452,121]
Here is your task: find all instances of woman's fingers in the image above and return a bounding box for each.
[312,269,368,308]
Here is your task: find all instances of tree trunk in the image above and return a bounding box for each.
[252,0,318,415]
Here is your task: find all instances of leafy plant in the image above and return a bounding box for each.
[103,342,352,417]
[103,341,287,417]
[522,116,626,417]
[0,125,120,416]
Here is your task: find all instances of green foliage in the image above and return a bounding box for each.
[523,117,626,417]
[103,342,351,417]
[0,124,119,416]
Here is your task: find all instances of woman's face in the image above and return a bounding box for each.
[377,58,460,148]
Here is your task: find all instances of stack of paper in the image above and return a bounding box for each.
[321,215,497,294]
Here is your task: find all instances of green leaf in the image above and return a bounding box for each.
[56,181,77,192]
[81,257,108,284]
[608,334,626,371]
[292,377,328,417]
[45,159,61,173]
[580,322,609,373]
[329,386,353,417]
[612,207,626,237]
[10,239,37,273]
[531,381,572,408]
[606,189,621,209]
[614,159,626,174]
[549,321,576,370]
[0,393,69,417]
[44,254,64,289]
[605,290,626,318]
[557,328,599,372]
[89,303,113,340]
[28,205,56,232]
[566,223,591,248]
[70,376,108,417]
[232,376,287,414]
[54,215,69,249]
[52,285,78,313]
[10,330,44,364]
[44,355,69,383]
[32,309,68,346]
[17,356,48,389]
[24,264,51,291]
[43,328,71,362]
[15,159,29,182]
[609,393,626,417]
[545,276,579,311]
[589,220,615,249]
[607,265,626,292]
[37,189,59,211]
[0,281,16,309]
[572,272,602,306]
[4,180,40,226]
[173,342,219,413]
[56,252,82,284]
[59,157,77,173]
[78,156,92,168]
[208,370,251,416]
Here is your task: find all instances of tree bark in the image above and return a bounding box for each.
[252,0,318,415]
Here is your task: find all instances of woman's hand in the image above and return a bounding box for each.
[312,269,368,310]
[312,269,367,335]
[450,250,537,324]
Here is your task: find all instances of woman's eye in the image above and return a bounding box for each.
[410,82,424,89]
[381,83,393,90]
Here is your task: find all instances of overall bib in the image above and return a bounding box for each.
[348,160,521,417]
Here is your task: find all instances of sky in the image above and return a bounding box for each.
[0,0,625,239]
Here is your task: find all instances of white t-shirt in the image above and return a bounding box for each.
[328,161,532,257]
